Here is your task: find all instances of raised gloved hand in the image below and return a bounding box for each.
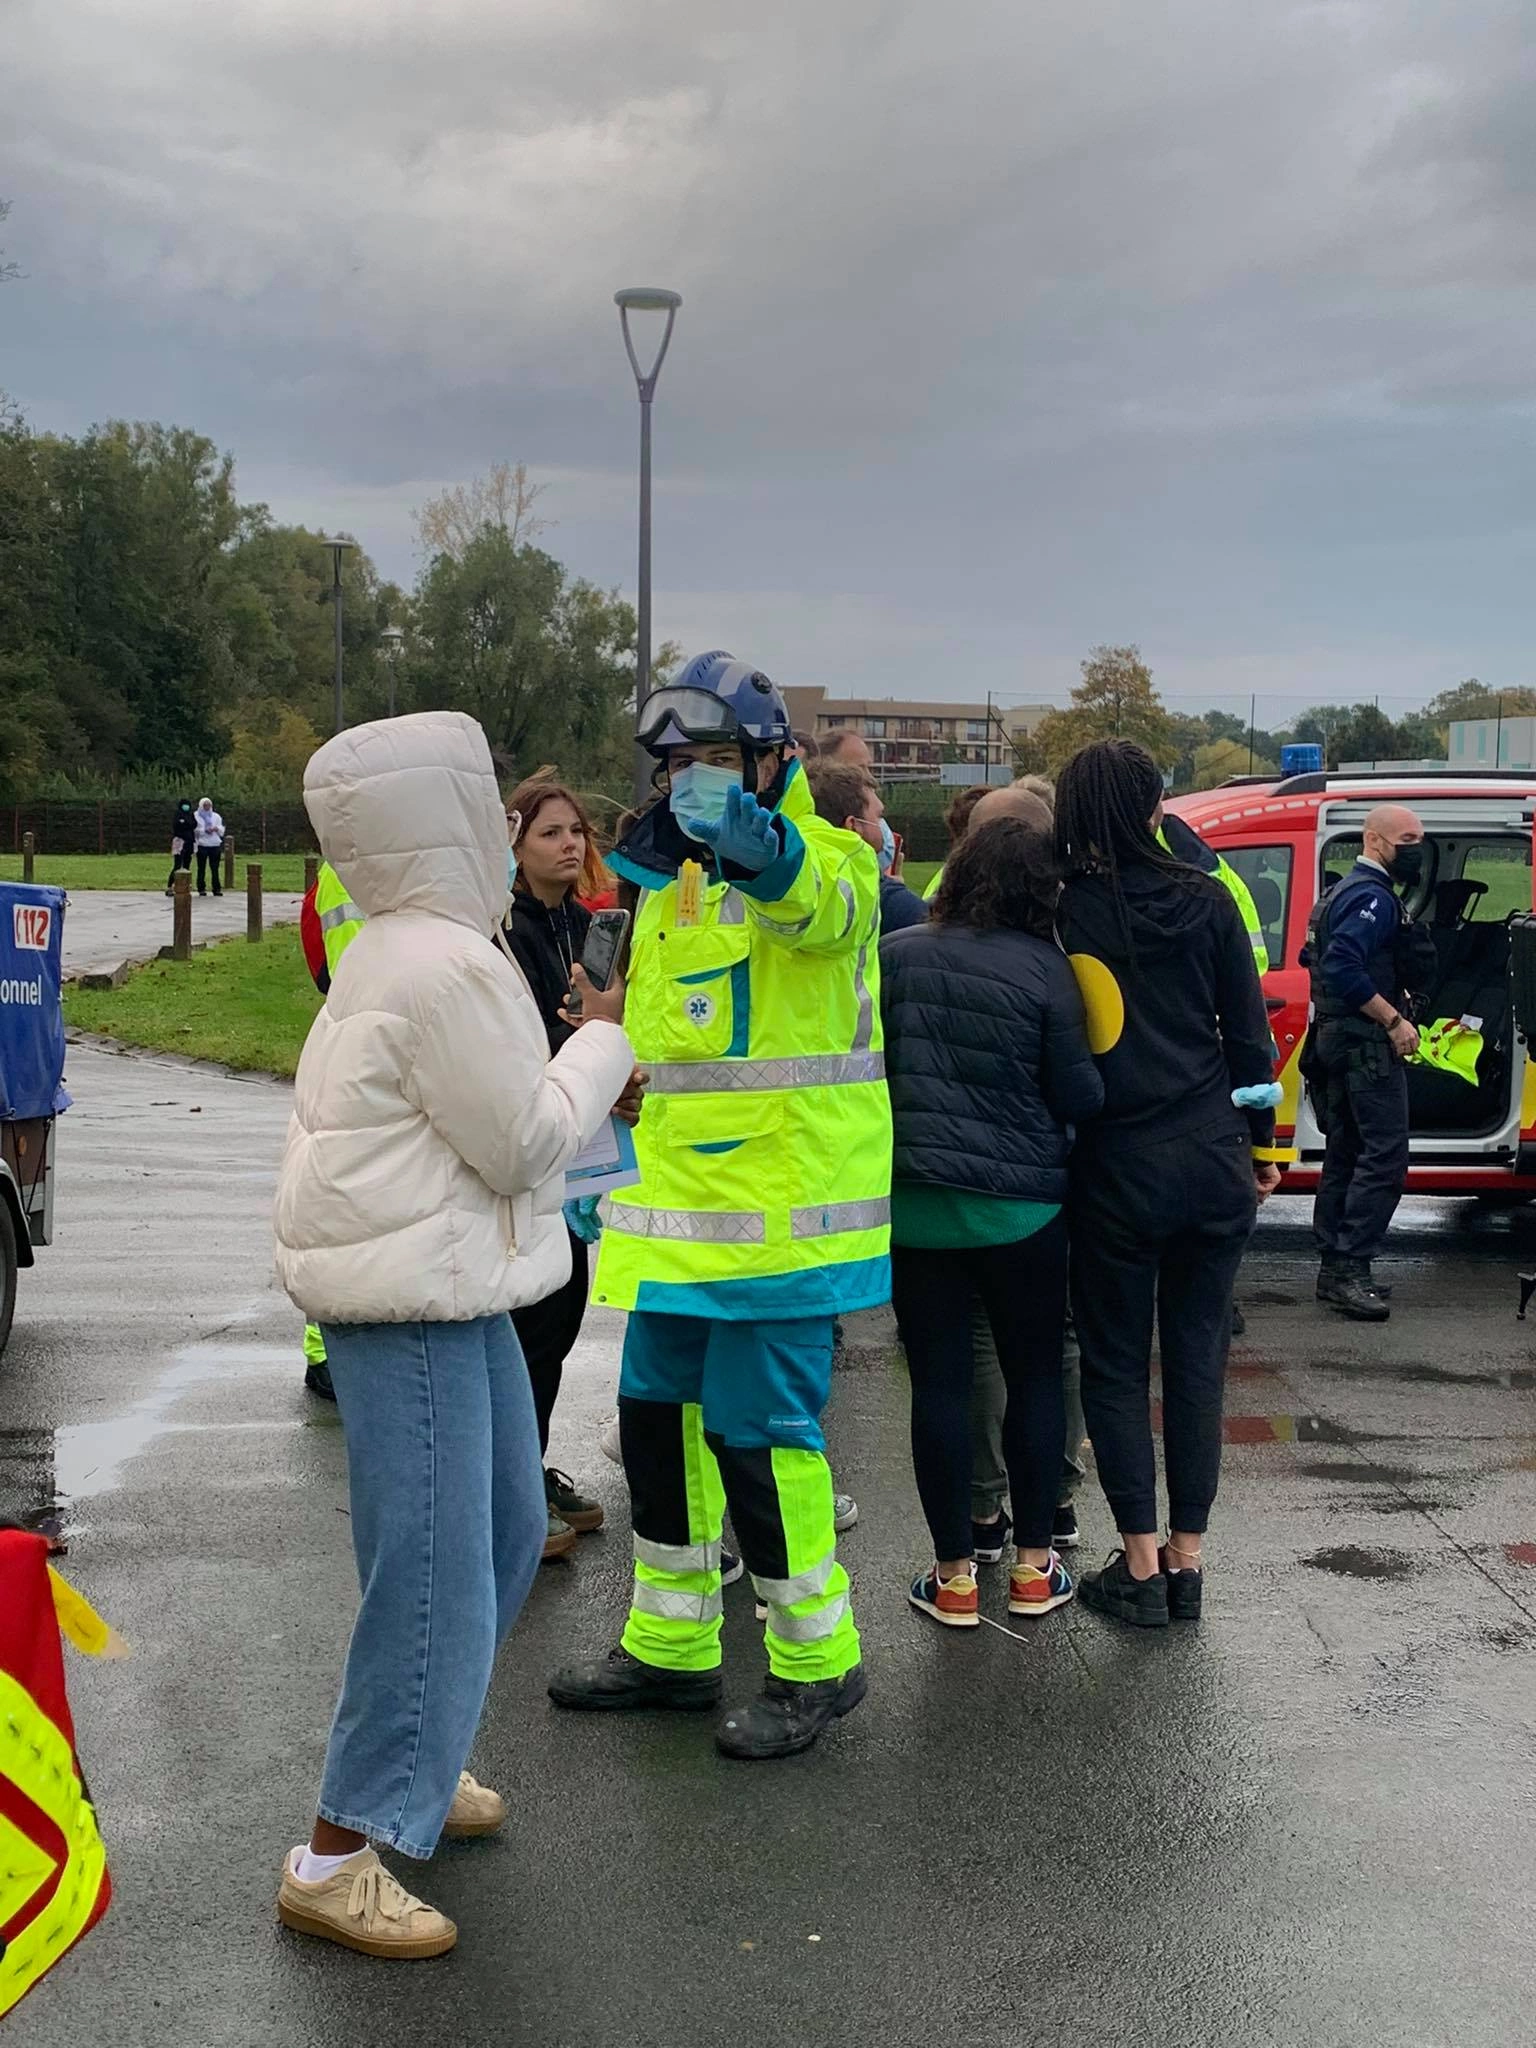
[688,783,780,874]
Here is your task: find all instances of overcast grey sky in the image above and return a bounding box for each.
[5,0,1534,720]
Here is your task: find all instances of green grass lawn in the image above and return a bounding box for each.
[64,926,321,1077]
[901,859,939,898]
[0,851,314,893]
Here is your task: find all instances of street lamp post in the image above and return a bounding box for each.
[319,537,355,733]
[379,623,405,717]
[615,287,682,802]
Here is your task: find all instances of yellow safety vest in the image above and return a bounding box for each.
[1156,826,1269,976]
[593,764,892,1321]
[315,861,366,980]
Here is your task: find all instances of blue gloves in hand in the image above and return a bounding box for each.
[689,783,781,874]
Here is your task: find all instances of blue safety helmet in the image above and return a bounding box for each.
[637,650,792,758]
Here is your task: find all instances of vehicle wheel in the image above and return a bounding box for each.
[0,1201,18,1360]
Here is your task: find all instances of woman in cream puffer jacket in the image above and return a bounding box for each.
[272,711,635,1963]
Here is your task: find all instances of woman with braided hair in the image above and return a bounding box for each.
[1054,740,1282,1628]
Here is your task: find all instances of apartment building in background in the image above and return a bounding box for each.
[783,686,1055,781]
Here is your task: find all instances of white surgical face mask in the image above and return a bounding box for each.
[669,760,741,843]
[876,818,896,874]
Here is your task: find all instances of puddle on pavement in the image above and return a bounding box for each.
[1306,1358,1536,1391]
[1220,1412,1353,1445]
[0,1339,303,1514]
[1301,1545,1420,1580]
[1293,1459,1424,1484]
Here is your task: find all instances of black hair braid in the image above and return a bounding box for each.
[1053,739,1204,969]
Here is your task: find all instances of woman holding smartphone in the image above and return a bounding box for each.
[504,773,637,1555]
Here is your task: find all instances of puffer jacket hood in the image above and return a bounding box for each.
[304,711,508,935]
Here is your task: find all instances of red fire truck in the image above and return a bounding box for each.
[1164,769,1536,1197]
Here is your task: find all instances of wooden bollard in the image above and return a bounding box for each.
[303,855,319,895]
[247,862,263,943]
[223,835,235,892]
[21,832,33,884]
[172,870,192,961]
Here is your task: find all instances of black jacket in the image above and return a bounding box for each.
[504,890,591,1056]
[879,923,1104,1203]
[879,874,928,934]
[1056,863,1275,1151]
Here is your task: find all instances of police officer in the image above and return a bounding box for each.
[549,651,890,1760]
[1304,804,1431,1321]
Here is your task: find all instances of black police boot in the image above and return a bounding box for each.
[1327,1260,1390,1322]
[548,1646,723,1713]
[715,1665,867,1760]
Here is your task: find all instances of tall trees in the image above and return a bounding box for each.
[1034,645,1175,774]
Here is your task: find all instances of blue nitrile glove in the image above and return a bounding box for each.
[687,782,780,874]
[563,1195,604,1244]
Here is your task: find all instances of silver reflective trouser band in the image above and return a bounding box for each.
[318,900,364,932]
[631,1581,723,1625]
[752,1555,836,1607]
[790,1197,889,1238]
[647,1051,885,1094]
[765,1592,850,1642]
[606,1204,766,1244]
[635,1536,721,1575]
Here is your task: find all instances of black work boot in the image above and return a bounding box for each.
[715,1665,867,1760]
[1327,1259,1390,1322]
[1316,1253,1347,1304]
[1078,1551,1170,1628]
[548,1647,723,1713]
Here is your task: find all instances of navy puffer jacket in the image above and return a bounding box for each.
[879,922,1104,1202]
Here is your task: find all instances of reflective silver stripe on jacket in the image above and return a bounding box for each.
[836,879,857,940]
[318,900,364,932]
[790,1198,890,1239]
[752,1555,836,1607]
[631,1580,723,1625]
[634,1536,721,1576]
[605,1203,766,1244]
[851,936,874,1051]
[763,1593,850,1642]
[646,1052,885,1094]
[717,889,746,925]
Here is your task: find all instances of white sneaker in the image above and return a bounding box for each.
[833,1492,859,1534]
[599,1414,622,1464]
[277,1847,457,1959]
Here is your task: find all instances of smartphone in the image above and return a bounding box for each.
[579,908,631,993]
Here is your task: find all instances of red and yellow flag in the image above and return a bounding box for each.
[0,1528,112,2019]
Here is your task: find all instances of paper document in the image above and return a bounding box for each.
[564,1115,642,1198]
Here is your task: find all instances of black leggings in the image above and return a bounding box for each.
[511,1231,589,1457]
[892,1214,1069,1556]
[1069,1119,1255,1536]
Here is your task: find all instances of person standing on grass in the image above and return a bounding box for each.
[881,816,1102,1629]
[502,771,639,1563]
[166,798,196,896]
[192,797,225,896]
[1053,739,1283,1631]
[273,710,636,1961]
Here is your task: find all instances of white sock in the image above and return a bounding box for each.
[293,1844,365,1883]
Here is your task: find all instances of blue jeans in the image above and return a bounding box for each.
[317,1314,546,1860]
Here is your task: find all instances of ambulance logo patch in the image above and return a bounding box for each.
[683,991,716,1028]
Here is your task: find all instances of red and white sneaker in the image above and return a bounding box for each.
[1008,1550,1075,1617]
[908,1562,980,1628]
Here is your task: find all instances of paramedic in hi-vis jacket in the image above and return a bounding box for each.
[549,651,891,1760]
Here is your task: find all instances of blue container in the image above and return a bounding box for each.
[1280,743,1324,778]
[0,885,67,1119]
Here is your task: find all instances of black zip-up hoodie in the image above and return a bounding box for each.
[1056,863,1275,1153]
[503,889,592,1057]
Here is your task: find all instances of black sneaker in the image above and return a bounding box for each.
[545,1466,604,1533]
[1051,1503,1079,1550]
[972,1509,1012,1565]
[1159,1546,1203,1621]
[715,1666,867,1760]
[304,1360,337,1402]
[548,1646,722,1713]
[1326,1269,1390,1322]
[1078,1551,1170,1629]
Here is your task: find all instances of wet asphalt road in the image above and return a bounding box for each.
[6,1045,1536,2048]
[59,891,302,980]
